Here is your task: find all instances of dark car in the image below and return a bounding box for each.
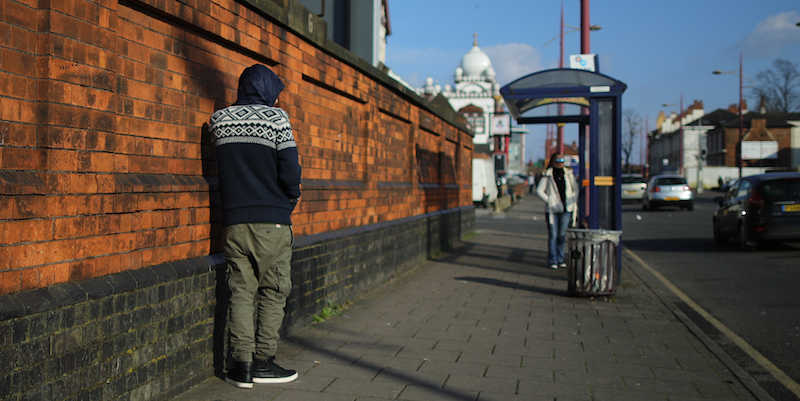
[713,172,800,251]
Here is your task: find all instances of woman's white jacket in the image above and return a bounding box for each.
[535,167,579,214]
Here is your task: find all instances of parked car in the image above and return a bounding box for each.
[621,174,646,202]
[642,175,694,211]
[712,172,800,251]
[472,158,498,208]
[721,178,739,192]
[497,174,526,186]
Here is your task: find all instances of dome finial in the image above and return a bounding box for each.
[473,33,478,46]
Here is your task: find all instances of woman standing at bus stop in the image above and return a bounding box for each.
[536,153,579,269]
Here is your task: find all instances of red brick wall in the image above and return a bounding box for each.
[725,128,739,167]
[0,0,473,295]
[743,119,793,168]
[713,122,793,168]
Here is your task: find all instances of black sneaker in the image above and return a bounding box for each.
[225,361,254,389]
[253,356,298,384]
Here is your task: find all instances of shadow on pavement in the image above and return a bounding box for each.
[453,276,569,297]
[434,242,567,282]
[285,331,478,401]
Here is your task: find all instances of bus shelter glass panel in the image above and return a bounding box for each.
[596,99,617,230]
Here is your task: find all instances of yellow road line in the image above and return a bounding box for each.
[624,248,800,398]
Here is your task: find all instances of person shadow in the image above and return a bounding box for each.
[433,238,571,298]
[200,119,235,379]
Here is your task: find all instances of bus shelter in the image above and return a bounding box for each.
[500,68,627,231]
[501,69,626,292]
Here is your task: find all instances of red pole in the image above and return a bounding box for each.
[559,4,565,69]
[679,93,683,175]
[580,0,591,223]
[557,3,564,154]
[640,118,644,174]
[581,0,590,54]
[645,116,650,178]
[545,105,552,160]
[738,52,743,178]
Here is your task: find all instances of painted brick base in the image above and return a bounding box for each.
[0,206,473,401]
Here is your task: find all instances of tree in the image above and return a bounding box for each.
[622,108,642,170]
[751,59,800,113]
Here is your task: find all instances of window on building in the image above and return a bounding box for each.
[466,115,485,132]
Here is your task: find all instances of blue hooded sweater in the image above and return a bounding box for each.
[209,64,302,226]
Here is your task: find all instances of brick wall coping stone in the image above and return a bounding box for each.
[0,253,225,321]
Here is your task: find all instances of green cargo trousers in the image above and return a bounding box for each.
[224,223,293,362]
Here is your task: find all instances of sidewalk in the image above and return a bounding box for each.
[173,196,766,401]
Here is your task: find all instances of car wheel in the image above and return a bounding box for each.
[713,220,727,244]
[738,223,756,252]
[686,202,694,211]
[642,198,649,211]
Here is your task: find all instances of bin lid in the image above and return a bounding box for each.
[566,228,622,244]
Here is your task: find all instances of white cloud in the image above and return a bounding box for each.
[741,11,800,57]
[483,43,543,86]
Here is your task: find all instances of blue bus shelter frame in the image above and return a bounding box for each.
[500,68,627,231]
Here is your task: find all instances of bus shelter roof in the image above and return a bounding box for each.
[500,69,627,124]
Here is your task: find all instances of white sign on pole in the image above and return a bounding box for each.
[741,141,778,160]
[569,54,597,72]
[491,114,511,136]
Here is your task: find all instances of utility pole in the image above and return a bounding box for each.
[557,3,564,155]
[581,0,590,54]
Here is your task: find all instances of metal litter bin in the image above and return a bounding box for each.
[566,228,622,296]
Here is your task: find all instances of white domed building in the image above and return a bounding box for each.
[419,36,502,146]
[418,36,527,175]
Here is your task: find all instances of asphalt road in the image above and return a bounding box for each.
[620,190,800,401]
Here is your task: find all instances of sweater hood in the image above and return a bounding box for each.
[234,64,285,107]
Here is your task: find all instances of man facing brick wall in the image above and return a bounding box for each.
[208,64,301,388]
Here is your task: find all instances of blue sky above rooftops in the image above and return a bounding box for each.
[384,0,800,164]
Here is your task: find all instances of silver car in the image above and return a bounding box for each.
[642,175,694,211]
[621,174,646,202]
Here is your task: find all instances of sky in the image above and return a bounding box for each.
[383,0,800,165]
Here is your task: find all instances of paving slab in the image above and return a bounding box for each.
[172,197,766,401]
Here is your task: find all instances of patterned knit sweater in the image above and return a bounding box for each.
[209,104,302,226]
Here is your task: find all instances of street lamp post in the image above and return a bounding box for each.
[581,0,590,54]
[542,7,600,157]
[662,93,683,176]
[738,54,743,179]
[693,118,705,194]
[558,5,565,156]
[713,52,744,179]
[645,117,650,178]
